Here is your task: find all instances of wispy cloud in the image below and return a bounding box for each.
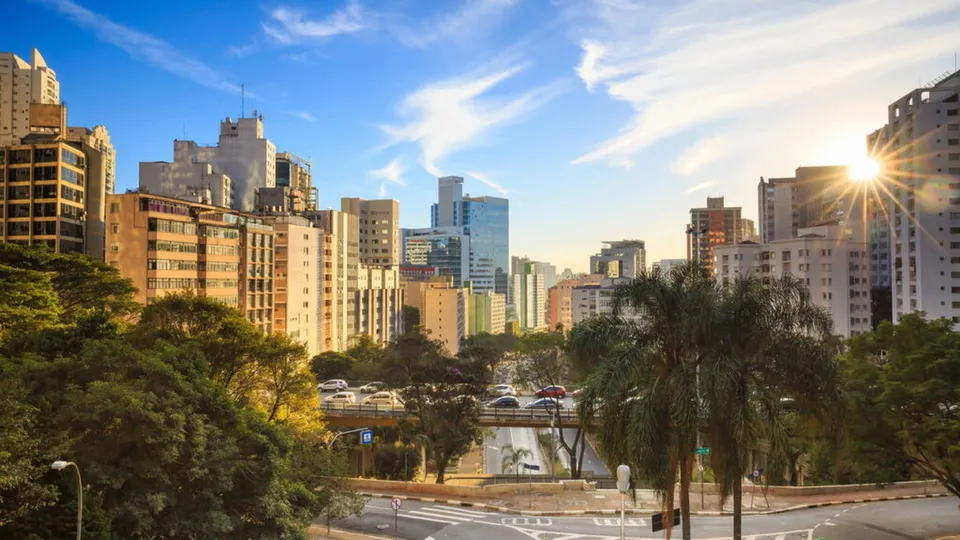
[685,181,715,195]
[379,63,557,176]
[227,40,258,58]
[390,0,519,48]
[263,1,365,45]
[370,157,407,186]
[466,171,509,196]
[291,111,317,122]
[671,133,738,176]
[569,0,960,168]
[34,0,247,95]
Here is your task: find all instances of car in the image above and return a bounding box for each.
[535,385,567,399]
[526,397,563,409]
[486,396,521,408]
[362,391,403,406]
[571,388,583,397]
[490,384,515,396]
[318,379,348,392]
[324,391,356,404]
[359,381,386,393]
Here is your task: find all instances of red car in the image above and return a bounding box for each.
[535,385,567,399]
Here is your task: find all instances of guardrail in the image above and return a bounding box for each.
[319,403,593,427]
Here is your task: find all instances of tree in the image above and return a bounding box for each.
[380,331,486,484]
[500,443,532,481]
[459,332,518,380]
[702,275,840,539]
[0,265,60,342]
[842,314,960,497]
[513,330,591,479]
[257,333,315,423]
[310,351,355,381]
[570,263,717,540]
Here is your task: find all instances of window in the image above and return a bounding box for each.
[110,244,119,253]
[110,202,120,213]
[32,220,56,236]
[34,165,57,180]
[7,185,30,200]
[33,147,58,163]
[148,239,198,253]
[60,167,82,185]
[60,203,83,220]
[111,224,119,234]
[61,185,83,204]
[61,148,83,167]
[950,139,960,147]
[148,218,198,235]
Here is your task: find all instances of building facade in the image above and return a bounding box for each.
[275,152,314,211]
[687,196,745,275]
[468,291,506,335]
[757,166,854,244]
[140,140,233,208]
[342,197,400,265]
[194,116,276,212]
[868,70,960,325]
[306,210,359,352]
[265,215,318,357]
[65,125,114,260]
[512,261,547,331]
[356,263,404,345]
[713,225,872,338]
[401,227,469,286]
[653,258,686,273]
[0,49,59,146]
[104,192,276,333]
[402,277,469,354]
[589,240,646,278]
[571,277,634,324]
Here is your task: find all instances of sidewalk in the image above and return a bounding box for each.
[307,525,390,539]
[358,482,951,516]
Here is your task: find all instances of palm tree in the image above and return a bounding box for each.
[702,274,840,539]
[569,262,718,540]
[500,443,533,482]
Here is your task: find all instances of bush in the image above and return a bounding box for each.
[374,446,421,481]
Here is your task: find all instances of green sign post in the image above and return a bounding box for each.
[694,447,711,455]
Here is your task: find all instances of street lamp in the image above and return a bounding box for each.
[51,460,82,540]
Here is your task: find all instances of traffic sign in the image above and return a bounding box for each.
[390,498,402,510]
[361,430,374,445]
[522,463,540,471]
[694,447,710,455]
[651,508,681,533]
[751,470,760,479]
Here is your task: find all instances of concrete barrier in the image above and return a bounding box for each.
[688,479,944,496]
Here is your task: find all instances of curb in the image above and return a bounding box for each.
[360,492,951,517]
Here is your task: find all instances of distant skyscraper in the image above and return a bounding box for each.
[589,240,646,278]
[0,49,60,146]
[401,227,469,287]
[430,176,509,295]
[869,69,960,325]
[512,260,547,331]
[686,196,745,275]
[757,166,855,243]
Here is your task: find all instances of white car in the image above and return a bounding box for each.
[318,379,348,392]
[491,384,516,396]
[362,391,403,406]
[359,381,386,393]
[324,391,357,404]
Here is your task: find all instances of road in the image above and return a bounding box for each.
[332,497,960,539]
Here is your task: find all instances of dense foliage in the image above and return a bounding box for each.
[0,244,360,539]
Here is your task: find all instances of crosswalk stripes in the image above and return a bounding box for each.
[400,505,493,525]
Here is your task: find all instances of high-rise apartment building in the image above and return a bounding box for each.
[512,261,547,331]
[868,70,960,324]
[589,240,646,278]
[342,197,400,265]
[305,210,359,352]
[65,125,115,260]
[571,276,635,324]
[429,176,509,295]
[0,49,59,146]
[740,218,758,243]
[401,227,469,286]
[356,263,404,345]
[686,196,745,275]
[653,259,686,273]
[275,152,314,209]
[105,192,276,333]
[264,215,318,356]
[548,277,601,330]
[193,116,276,211]
[140,140,233,208]
[469,291,506,335]
[402,277,469,354]
[757,166,855,243]
[713,225,871,337]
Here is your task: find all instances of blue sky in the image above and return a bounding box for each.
[5,0,960,271]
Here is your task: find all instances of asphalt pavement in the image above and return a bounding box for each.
[333,497,960,539]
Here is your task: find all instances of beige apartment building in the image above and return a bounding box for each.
[105,192,276,334]
[341,197,400,265]
[469,290,505,335]
[356,263,404,345]
[65,124,114,260]
[0,49,60,146]
[265,215,318,356]
[403,277,469,354]
[306,209,359,352]
[687,196,746,275]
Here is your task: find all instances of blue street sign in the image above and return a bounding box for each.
[361,430,374,445]
[522,463,540,471]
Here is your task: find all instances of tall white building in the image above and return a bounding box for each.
[140,140,233,208]
[356,263,404,345]
[653,259,686,273]
[868,70,960,325]
[589,240,646,278]
[195,116,276,211]
[533,260,557,290]
[265,215,319,357]
[512,261,547,331]
[0,49,60,146]
[571,277,635,324]
[713,225,872,338]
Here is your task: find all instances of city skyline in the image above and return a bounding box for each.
[4,0,960,270]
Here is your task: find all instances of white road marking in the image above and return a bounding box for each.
[591,518,647,526]
[424,506,489,519]
[402,511,461,525]
[502,517,553,526]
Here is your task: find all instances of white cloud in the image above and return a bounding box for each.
[379,63,556,176]
[671,133,738,176]
[34,0,247,95]
[466,171,508,196]
[292,111,317,122]
[227,41,258,57]
[370,157,407,186]
[263,1,365,45]
[685,181,715,195]
[569,0,960,167]
[391,0,518,48]
[378,183,388,197]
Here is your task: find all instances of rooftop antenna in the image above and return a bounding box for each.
[241,82,245,119]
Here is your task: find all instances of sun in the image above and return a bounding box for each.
[848,155,881,181]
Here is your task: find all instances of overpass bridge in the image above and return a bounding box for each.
[320,403,595,428]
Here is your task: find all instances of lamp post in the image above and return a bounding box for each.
[51,460,82,540]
